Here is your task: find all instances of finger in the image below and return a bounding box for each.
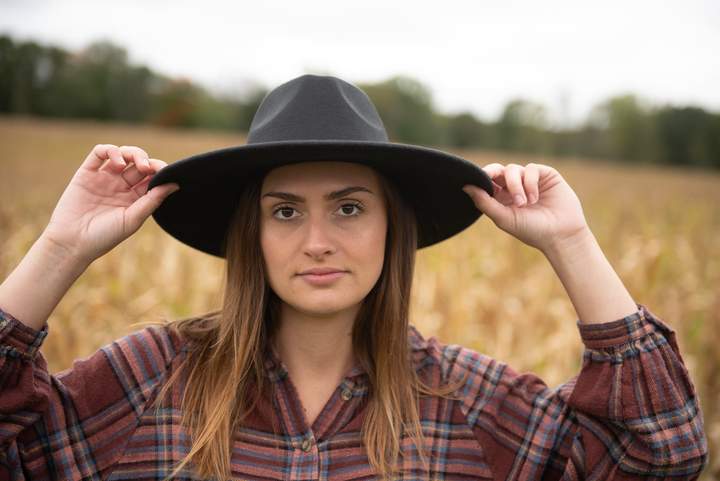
[462,185,513,229]
[131,159,167,195]
[130,175,152,196]
[481,163,508,193]
[504,164,526,206]
[148,158,168,172]
[535,163,561,183]
[121,163,146,187]
[523,163,540,204]
[125,183,181,230]
[98,145,129,173]
[120,145,152,176]
[482,163,505,184]
[119,146,152,176]
[83,144,122,172]
[482,163,504,175]
[121,157,168,188]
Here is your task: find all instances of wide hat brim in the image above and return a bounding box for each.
[147,139,494,257]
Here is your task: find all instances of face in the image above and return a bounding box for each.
[260,161,387,319]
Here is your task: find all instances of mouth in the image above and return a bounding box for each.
[298,270,347,285]
[298,268,347,276]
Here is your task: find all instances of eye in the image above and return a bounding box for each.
[271,202,364,221]
[337,202,364,217]
[272,206,300,221]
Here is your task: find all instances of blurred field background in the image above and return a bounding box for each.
[1,115,718,479]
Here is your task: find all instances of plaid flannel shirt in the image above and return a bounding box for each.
[0,303,708,480]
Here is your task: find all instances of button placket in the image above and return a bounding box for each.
[290,433,320,480]
[300,434,315,452]
[301,438,312,452]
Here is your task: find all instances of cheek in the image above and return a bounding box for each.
[260,226,286,274]
[355,215,387,267]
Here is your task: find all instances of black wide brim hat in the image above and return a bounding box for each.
[148,74,494,258]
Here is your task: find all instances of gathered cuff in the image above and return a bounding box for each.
[0,307,49,361]
[576,303,673,350]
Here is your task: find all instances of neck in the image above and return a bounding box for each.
[272,302,360,383]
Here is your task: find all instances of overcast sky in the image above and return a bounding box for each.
[1,0,718,127]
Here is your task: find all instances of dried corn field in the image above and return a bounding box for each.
[1,116,718,480]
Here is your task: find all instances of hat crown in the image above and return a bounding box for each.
[247,74,389,144]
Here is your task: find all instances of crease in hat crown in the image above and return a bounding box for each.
[246,74,389,144]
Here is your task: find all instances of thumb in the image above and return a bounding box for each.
[126,183,180,228]
[463,185,512,228]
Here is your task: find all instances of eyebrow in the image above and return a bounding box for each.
[261,186,374,202]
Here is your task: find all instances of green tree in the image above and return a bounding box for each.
[147,77,204,127]
[2,34,719,170]
[359,76,444,145]
[237,86,269,131]
[496,99,550,153]
[63,40,152,121]
[654,106,720,168]
[588,94,658,163]
[445,111,491,148]
[3,38,45,113]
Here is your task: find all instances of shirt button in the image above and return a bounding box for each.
[301,437,313,452]
[340,388,352,401]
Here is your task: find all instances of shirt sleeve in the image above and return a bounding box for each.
[0,307,184,481]
[438,303,709,480]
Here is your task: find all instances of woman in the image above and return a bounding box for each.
[0,75,708,481]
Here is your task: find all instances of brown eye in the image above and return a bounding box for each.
[273,206,299,221]
[337,202,364,217]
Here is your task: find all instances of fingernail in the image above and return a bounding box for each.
[514,194,526,206]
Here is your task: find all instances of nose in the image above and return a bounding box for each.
[302,213,337,259]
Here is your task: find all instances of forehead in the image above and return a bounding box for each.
[261,161,380,192]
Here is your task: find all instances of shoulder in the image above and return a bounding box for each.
[62,322,192,386]
[408,324,507,387]
[43,322,194,422]
[407,324,556,425]
[109,322,191,360]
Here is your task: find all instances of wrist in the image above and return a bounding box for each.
[37,233,93,271]
[541,226,638,325]
[541,226,595,264]
[0,234,90,332]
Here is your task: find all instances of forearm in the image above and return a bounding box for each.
[542,228,638,325]
[0,235,90,331]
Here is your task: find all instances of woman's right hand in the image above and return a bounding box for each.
[41,144,180,265]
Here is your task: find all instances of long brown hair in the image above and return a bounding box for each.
[150,164,469,481]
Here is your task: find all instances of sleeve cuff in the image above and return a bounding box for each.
[575,303,674,350]
[0,306,49,361]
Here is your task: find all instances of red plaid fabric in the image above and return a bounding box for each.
[0,303,708,480]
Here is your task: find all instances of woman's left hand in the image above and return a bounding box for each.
[462,162,590,253]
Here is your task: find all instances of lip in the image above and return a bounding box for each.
[299,267,346,275]
[298,269,347,286]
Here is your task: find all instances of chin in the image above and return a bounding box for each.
[286,294,363,317]
[298,300,353,315]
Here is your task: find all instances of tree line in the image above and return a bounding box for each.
[1,34,718,169]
